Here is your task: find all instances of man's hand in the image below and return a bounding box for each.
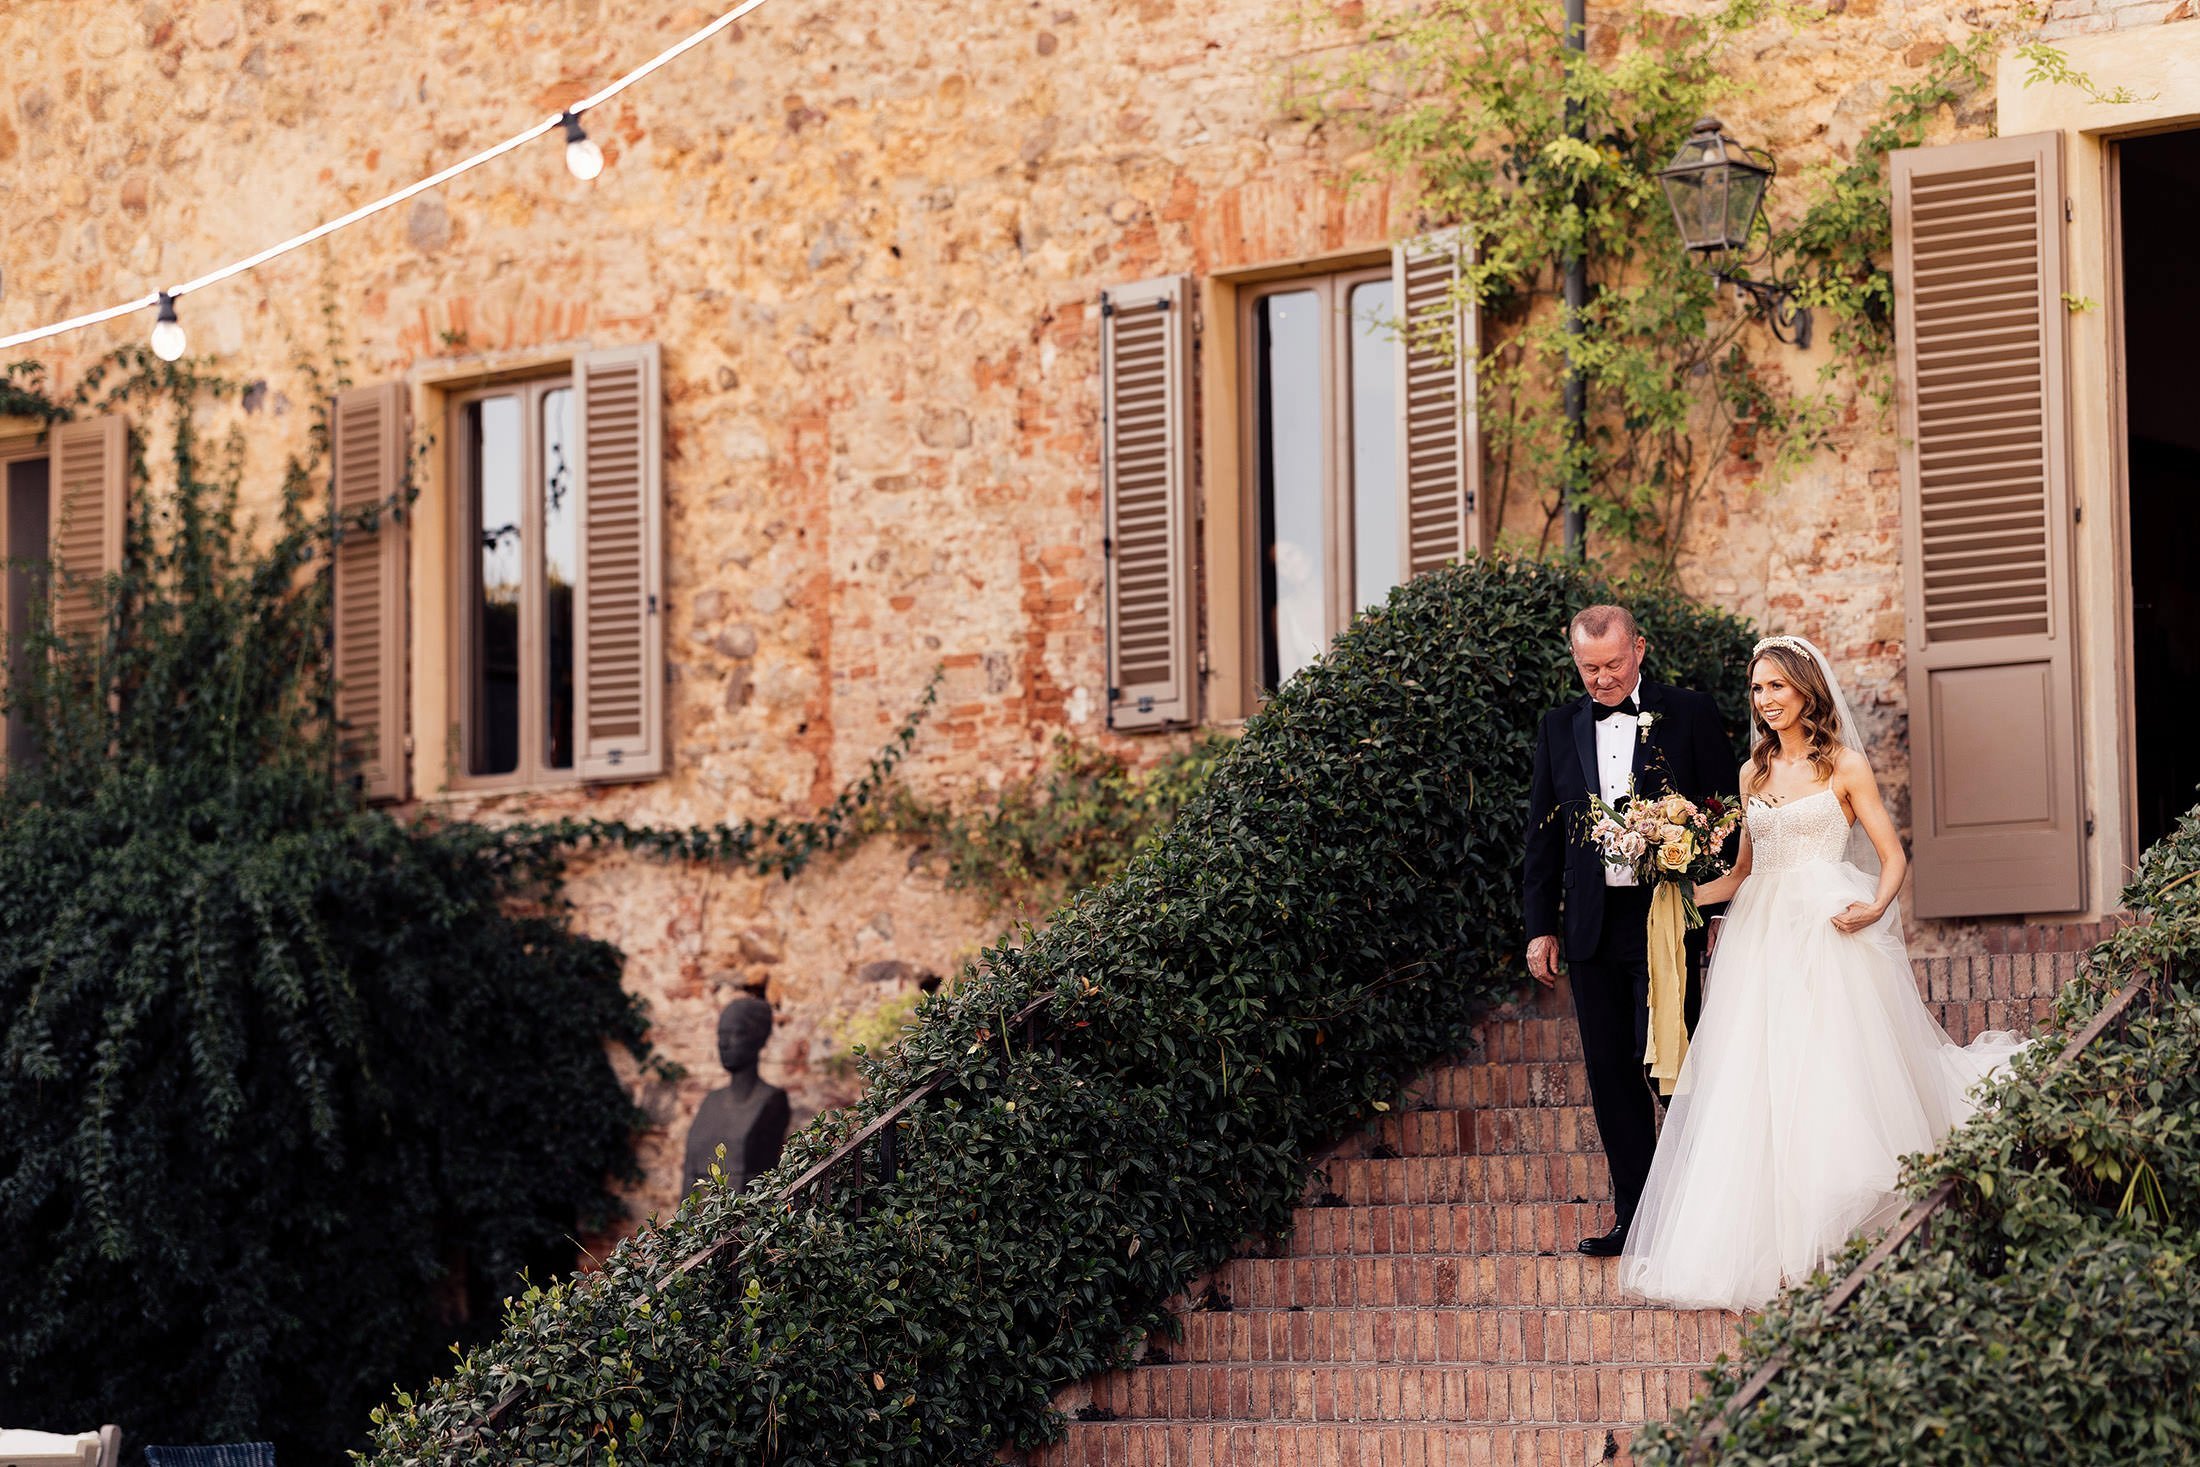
[1527,935,1562,988]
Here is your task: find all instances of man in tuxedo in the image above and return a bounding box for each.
[1521,604,1736,1257]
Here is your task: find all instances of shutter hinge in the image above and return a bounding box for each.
[1108,684,1120,700]
[2085,813,2096,837]
[1101,296,1115,318]
[1102,535,1114,558]
[2065,197,2074,222]
[2074,503,2083,524]
[648,593,660,614]
[1155,298,1171,312]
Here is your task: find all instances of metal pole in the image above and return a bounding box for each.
[1562,0,1589,556]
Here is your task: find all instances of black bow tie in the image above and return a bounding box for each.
[1592,697,1640,721]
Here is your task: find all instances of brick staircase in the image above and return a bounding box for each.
[1026,943,2075,1467]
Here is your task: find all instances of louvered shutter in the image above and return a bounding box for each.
[330,382,410,803]
[1102,275,1195,731]
[48,415,127,640]
[1393,232,1480,574]
[1892,132,2084,916]
[574,343,665,781]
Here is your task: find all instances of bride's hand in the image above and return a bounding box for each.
[1831,902,1882,934]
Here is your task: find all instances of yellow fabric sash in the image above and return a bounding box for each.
[1644,881,1690,1095]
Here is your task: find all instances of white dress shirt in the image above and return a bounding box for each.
[1594,678,1644,887]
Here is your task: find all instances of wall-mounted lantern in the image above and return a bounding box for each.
[1657,117,1812,348]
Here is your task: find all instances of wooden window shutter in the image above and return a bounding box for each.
[48,415,128,641]
[330,382,410,804]
[1392,231,1481,575]
[1102,275,1196,731]
[1892,132,2084,917]
[574,342,666,781]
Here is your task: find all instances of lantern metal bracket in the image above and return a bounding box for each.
[1711,270,1813,349]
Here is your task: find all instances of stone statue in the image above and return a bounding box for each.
[680,996,791,1203]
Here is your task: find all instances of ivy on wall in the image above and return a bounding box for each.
[1289,0,2031,572]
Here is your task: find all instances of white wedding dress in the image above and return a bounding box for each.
[1617,786,2026,1311]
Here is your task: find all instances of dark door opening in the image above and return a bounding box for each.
[2119,131,2200,853]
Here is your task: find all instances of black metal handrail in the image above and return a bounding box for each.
[1687,965,2163,1460]
[473,990,1056,1434]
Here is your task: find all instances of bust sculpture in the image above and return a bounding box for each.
[680,996,792,1203]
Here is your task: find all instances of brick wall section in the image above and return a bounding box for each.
[1022,946,2071,1466]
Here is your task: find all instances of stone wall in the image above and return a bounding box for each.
[0,0,2163,1217]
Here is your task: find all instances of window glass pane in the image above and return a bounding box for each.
[1348,279,1401,612]
[541,387,577,770]
[467,396,523,776]
[1255,290,1326,690]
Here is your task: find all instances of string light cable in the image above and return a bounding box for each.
[0,0,775,358]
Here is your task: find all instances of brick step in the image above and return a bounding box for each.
[1312,1153,1611,1208]
[1404,1060,1591,1111]
[1460,1015,1585,1066]
[1265,1200,1614,1258]
[1156,1304,1740,1368]
[1073,1361,1710,1427]
[1329,1106,1602,1160]
[1211,1253,1648,1310]
[1028,1419,1640,1467]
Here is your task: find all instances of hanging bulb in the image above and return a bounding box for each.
[561,112,604,182]
[149,292,187,362]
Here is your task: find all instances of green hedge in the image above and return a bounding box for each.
[367,555,1756,1466]
[1637,801,2200,1466]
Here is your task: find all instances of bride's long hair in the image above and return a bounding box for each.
[1746,644,1844,793]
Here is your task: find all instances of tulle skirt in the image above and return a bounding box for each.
[1617,858,2025,1311]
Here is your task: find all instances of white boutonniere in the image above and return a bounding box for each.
[1637,711,1659,744]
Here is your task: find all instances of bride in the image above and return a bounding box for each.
[1617,635,2025,1311]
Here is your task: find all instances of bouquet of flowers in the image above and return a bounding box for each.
[1583,789,1741,927]
[1582,786,1741,1095]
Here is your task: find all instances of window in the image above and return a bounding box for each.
[1242,269,1405,691]
[1,446,49,770]
[450,378,580,785]
[1105,246,1471,728]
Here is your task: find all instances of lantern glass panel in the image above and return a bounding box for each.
[1722,164,1769,250]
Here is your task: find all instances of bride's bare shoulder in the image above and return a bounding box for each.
[1830,744,1876,783]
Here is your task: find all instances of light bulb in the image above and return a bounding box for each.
[150,293,186,362]
[561,112,604,181]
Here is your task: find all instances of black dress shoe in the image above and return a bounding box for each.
[1577,1222,1629,1257]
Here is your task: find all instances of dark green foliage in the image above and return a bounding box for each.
[0,362,656,1463]
[365,555,1758,1466]
[1637,801,2200,1466]
[875,734,1231,909]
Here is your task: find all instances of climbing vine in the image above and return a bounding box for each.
[1290,0,2033,573]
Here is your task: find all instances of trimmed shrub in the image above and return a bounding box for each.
[1637,799,2200,1466]
[366,555,1757,1466]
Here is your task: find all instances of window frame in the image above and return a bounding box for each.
[1235,263,1400,697]
[444,374,579,793]
[0,432,48,770]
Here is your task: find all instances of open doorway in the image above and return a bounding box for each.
[2118,130,2200,854]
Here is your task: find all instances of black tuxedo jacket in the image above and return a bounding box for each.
[1521,681,1737,961]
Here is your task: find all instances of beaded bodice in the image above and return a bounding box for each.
[1746,786,1853,874]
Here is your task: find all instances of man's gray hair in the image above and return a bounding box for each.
[1569,603,1640,643]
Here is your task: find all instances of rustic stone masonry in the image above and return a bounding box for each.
[1025,945,2065,1467]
